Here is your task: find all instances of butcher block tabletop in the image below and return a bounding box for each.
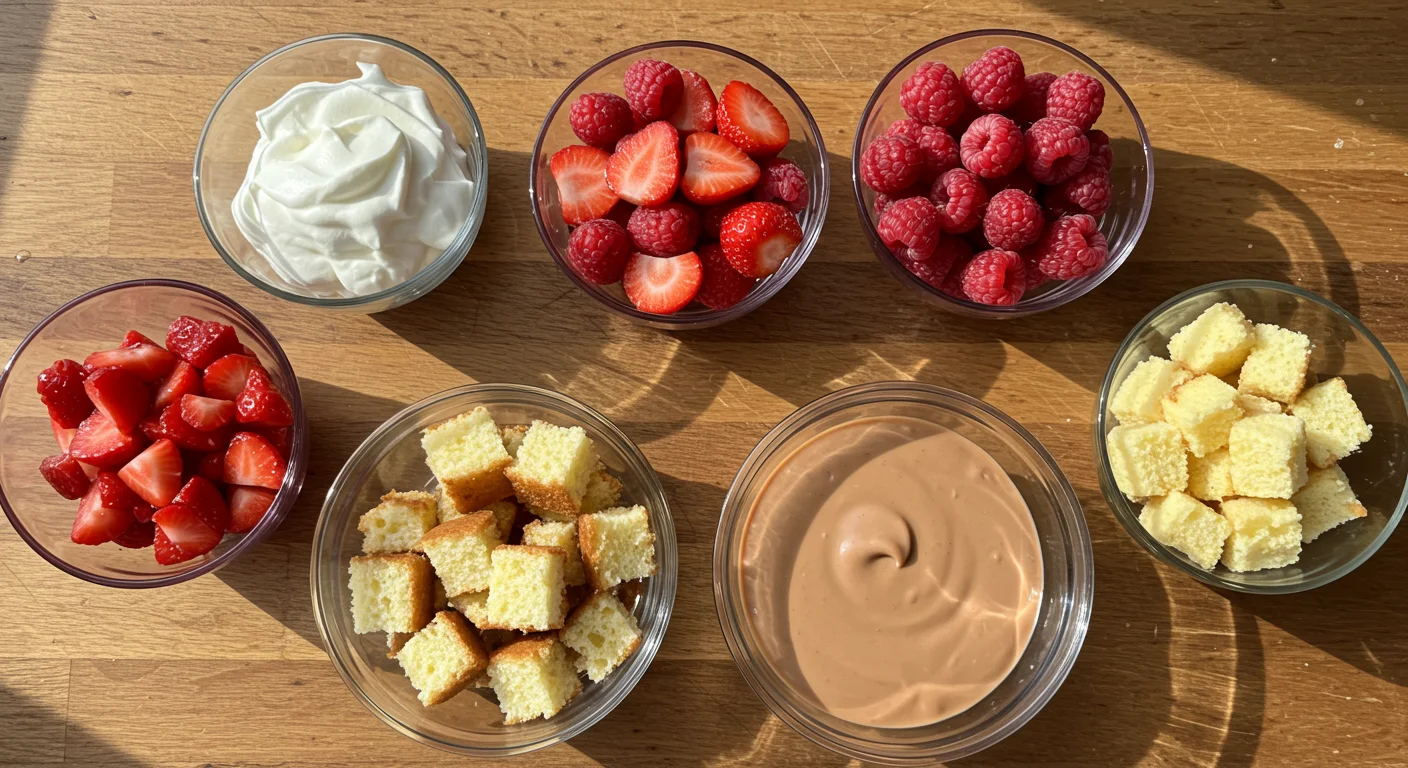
[2,0,1407,765]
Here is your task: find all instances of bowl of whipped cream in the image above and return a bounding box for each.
[195,34,489,312]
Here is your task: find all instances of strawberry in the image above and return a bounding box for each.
[40,454,92,500]
[143,404,231,453]
[152,503,223,564]
[622,251,703,315]
[180,394,235,431]
[695,243,756,310]
[82,367,148,435]
[197,451,226,483]
[118,438,183,507]
[154,360,202,410]
[71,472,138,545]
[172,476,230,535]
[680,132,761,206]
[201,354,259,401]
[223,432,287,490]
[669,69,717,135]
[227,486,278,534]
[69,411,146,470]
[131,499,156,523]
[51,418,76,452]
[550,145,618,226]
[112,520,156,549]
[606,121,680,207]
[84,343,176,383]
[256,427,291,458]
[234,368,293,428]
[165,316,240,369]
[36,359,93,428]
[716,81,791,158]
[121,330,159,348]
[719,201,803,278]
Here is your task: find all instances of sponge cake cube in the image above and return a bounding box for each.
[447,590,490,629]
[348,553,435,634]
[1229,414,1309,499]
[578,505,657,590]
[1111,356,1193,425]
[1220,497,1302,572]
[415,511,503,596]
[505,421,599,515]
[1292,465,1368,543]
[422,408,515,516]
[1161,374,1243,457]
[561,591,643,682]
[1186,448,1235,502]
[1138,491,1232,570]
[396,610,489,706]
[522,518,586,586]
[1167,302,1255,377]
[1238,323,1312,404]
[359,491,438,554]
[485,545,569,632]
[1289,377,1373,468]
[1106,423,1188,500]
[581,466,624,515]
[486,635,582,724]
[1237,393,1283,416]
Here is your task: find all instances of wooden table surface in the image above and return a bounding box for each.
[3,0,1407,765]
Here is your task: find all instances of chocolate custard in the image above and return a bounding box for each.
[740,415,1042,728]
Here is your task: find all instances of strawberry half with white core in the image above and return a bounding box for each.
[681,132,760,206]
[622,251,703,314]
[71,472,139,545]
[118,438,183,508]
[152,503,224,565]
[223,431,287,490]
[201,354,258,401]
[180,394,235,432]
[719,201,803,278]
[68,411,146,470]
[606,121,680,207]
[550,145,618,225]
[83,342,176,383]
[154,360,201,410]
[82,366,148,435]
[716,81,790,158]
[669,69,717,135]
[227,486,277,534]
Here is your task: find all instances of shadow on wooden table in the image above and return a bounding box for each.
[0,1,52,205]
[1,680,145,766]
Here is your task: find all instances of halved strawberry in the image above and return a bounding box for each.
[719,201,804,278]
[550,145,618,226]
[681,132,760,206]
[172,476,230,535]
[154,360,202,411]
[201,354,259,401]
[68,411,146,470]
[118,438,183,507]
[197,451,226,484]
[256,426,291,459]
[606,121,680,207]
[143,404,231,453]
[152,503,223,564]
[82,367,149,435]
[716,81,791,158]
[84,343,176,383]
[37,359,93,428]
[180,394,235,431]
[669,69,717,135]
[234,368,293,428]
[40,454,91,500]
[121,330,159,348]
[223,432,287,490]
[227,486,278,534]
[113,520,156,549]
[51,418,76,452]
[622,251,703,315]
[71,472,138,545]
[166,316,240,369]
[131,499,156,523]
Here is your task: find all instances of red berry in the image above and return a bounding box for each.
[929,168,988,234]
[83,367,148,435]
[940,249,974,298]
[961,249,1027,306]
[1007,72,1057,125]
[627,202,701,257]
[899,61,967,127]
[227,486,277,534]
[960,114,1025,179]
[752,158,809,213]
[695,243,756,310]
[1046,163,1112,218]
[142,403,231,453]
[1024,117,1089,185]
[180,394,236,432]
[121,331,158,348]
[118,438,184,508]
[680,132,760,206]
[257,426,291,459]
[172,475,230,536]
[83,343,176,383]
[202,354,260,401]
[716,81,790,158]
[983,189,1045,251]
[1018,246,1050,291]
[551,144,619,225]
[889,119,960,182]
[623,59,683,122]
[1046,71,1105,130]
[152,503,223,564]
[874,185,927,218]
[68,411,146,470]
[566,218,631,284]
[702,199,746,239]
[1035,214,1109,280]
[569,92,636,150]
[899,236,972,291]
[605,200,636,229]
[154,360,202,411]
[860,134,925,194]
[198,451,226,484]
[112,520,156,549]
[622,251,703,314]
[40,453,91,499]
[165,316,240,370]
[719,201,803,278]
[876,197,941,262]
[961,46,1026,113]
[72,472,138,545]
[984,166,1040,197]
[36,359,93,428]
[669,69,717,136]
[223,431,287,490]
[1086,129,1113,173]
[235,367,293,429]
[606,121,680,207]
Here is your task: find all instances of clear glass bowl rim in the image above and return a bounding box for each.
[1095,278,1408,594]
[711,380,1094,763]
[192,32,491,309]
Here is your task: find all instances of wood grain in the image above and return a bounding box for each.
[3,0,1407,766]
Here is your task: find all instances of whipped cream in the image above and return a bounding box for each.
[232,62,474,298]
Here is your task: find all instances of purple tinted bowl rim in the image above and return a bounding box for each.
[529,39,830,330]
[0,278,310,588]
[850,28,1155,319]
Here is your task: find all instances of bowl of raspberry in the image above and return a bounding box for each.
[0,279,309,587]
[531,41,829,329]
[852,29,1153,317]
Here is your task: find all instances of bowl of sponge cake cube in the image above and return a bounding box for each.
[311,383,676,755]
[1097,280,1408,593]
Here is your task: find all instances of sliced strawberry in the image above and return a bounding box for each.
[154,360,202,411]
[166,316,240,369]
[223,431,287,490]
[606,121,680,207]
[36,359,93,428]
[681,132,761,206]
[622,251,703,315]
[71,472,138,545]
[84,343,176,383]
[113,520,156,549]
[201,354,259,401]
[255,427,291,459]
[131,500,156,523]
[227,485,277,534]
[142,404,231,453]
[180,394,235,431]
[716,81,791,158]
[172,476,230,535]
[152,503,223,564]
[82,367,149,435]
[118,438,183,507]
[197,451,226,484]
[669,69,717,135]
[550,145,618,226]
[40,454,92,500]
[121,330,159,348]
[51,418,76,452]
[719,201,804,278]
[69,411,146,470]
[234,368,293,428]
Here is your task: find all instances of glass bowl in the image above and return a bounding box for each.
[310,383,677,755]
[713,381,1093,764]
[194,33,490,313]
[530,40,829,330]
[0,279,310,588]
[1096,280,1408,593]
[852,29,1154,318]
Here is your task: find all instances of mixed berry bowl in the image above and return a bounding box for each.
[853,30,1153,317]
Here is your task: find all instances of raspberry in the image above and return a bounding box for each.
[960,46,1026,113]
[898,236,970,293]
[627,202,700,257]
[696,243,756,310]
[701,199,745,239]
[1007,72,1057,125]
[623,58,684,122]
[568,92,636,149]
[566,219,631,284]
[929,168,988,234]
[1046,71,1105,130]
[752,158,809,213]
[939,250,973,298]
[860,134,925,194]
[899,61,966,127]
[1018,246,1049,290]
[961,249,1027,306]
[1086,129,1113,173]
[889,119,960,182]
[960,114,1025,179]
[876,196,941,262]
[1046,163,1112,217]
[1023,117,1089,184]
[984,166,1039,197]
[873,185,925,218]
[1036,214,1109,280]
[983,189,1045,251]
